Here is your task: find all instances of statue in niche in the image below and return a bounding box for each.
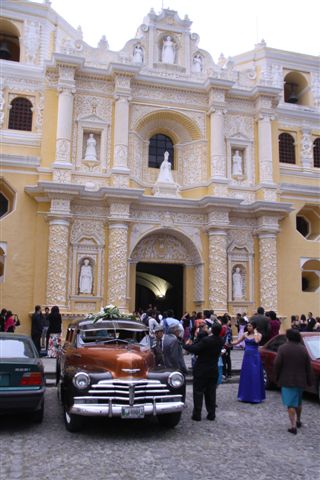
[232,267,244,300]
[232,150,243,176]
[84,134,97,162]
[79,258,93,294]
[133,44,144,64]
[157,151,174,183]
[162,36,175,64]
[192,54,202,73]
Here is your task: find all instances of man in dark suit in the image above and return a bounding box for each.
[250,306,270,345]
[184,322,224,421]
[162,325,187,375]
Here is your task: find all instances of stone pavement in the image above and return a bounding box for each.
[0,383,319,480]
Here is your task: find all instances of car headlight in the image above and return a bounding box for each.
[72,372,90,390]
[168,372,184,388]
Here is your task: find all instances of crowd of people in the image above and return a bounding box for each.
[135,305,316,433]
[0,308,20,332]
[1,303,317,433]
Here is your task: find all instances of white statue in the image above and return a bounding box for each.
[133,44,144,64]
[192,54,202,73]
[232,150,243,176]
[79,259,93,294]
[233,267,243,300]
[84,134,97,161]
[162,36,175,64]
[157,151,174,183]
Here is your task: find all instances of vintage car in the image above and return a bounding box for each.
[0,333,46,422]
[260,332,320,401]
[57,318,186,432]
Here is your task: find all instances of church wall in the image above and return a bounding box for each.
[0,2,319,330]
[0,173,39,333]
[278,203,320,321]
[40,89,58,168]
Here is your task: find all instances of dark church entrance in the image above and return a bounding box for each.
[135,262,183,319]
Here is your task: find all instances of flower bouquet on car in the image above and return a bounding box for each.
[86,305,137,323]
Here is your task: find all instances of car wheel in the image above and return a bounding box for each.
[63,406,83,432]
[32,400,44,424]
[263,368,274,390]
[157,412,181,428]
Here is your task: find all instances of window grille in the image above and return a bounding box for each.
[279,133,295,164]
[148,134,174,169]
[8,97,33,131]
[313,138,320,168]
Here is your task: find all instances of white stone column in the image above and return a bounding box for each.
[208,229,228,313]
[300,129,313,169]
[113,95,130,170]
[258,233,278,312]
[46,218,70,307]
[210,108,227,179]
[107,223,129,311]
[53,65,76,169]
[257,114,274,184]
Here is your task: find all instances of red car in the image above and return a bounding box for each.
[260,332,320,402]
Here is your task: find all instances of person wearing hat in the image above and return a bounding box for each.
[152,325,165,367]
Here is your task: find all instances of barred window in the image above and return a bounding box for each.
[279,133,295,164]
[148,134,174,169]
[8,97,33,131]
[313,138,320,168]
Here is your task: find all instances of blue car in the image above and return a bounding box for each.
[0,333,46,422]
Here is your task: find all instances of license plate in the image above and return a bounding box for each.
[121,406,144,419]
[0,374,9,387]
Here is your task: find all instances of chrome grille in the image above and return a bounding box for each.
[74,379,182,406]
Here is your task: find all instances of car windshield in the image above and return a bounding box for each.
[0,338,35,358]
[78,328,147,345]
[304,336,320,359]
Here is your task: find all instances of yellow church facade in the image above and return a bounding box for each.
[0,1,319,331]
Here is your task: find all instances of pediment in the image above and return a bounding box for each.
[229,132,250,141]
[77,113,107,124]
[146,8,192,32]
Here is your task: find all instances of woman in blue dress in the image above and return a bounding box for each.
[232,321,265,403]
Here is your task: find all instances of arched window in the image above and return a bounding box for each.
[301,259,320,292]
[0,20,20,62]
[313,138,320,168]
[148,134,174,169]
[279,133,295,164]
[8,97,33,131]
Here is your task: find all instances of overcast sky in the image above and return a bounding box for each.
[50,0,319,61]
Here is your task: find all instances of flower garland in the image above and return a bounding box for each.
[86,304,137,323]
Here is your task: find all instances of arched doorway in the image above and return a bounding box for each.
[129,229,204,317]
[136,262,184,318]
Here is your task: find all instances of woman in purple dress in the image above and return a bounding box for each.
[232,321,265,403]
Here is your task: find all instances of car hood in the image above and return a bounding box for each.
[66,344,155,378]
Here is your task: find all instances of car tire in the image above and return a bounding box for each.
[263,368,274,390]
[32,400,44,424]
[157,412,182,428]
[63,406,83,432]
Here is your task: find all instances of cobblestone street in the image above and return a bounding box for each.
[0,384,319,480]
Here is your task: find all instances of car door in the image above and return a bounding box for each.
[262,335,287,385]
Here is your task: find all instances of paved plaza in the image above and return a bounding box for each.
[0,384,319,480]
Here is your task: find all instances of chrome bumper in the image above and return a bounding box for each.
[70,399,184,417]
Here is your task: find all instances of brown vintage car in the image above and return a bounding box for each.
[57,318,186,432]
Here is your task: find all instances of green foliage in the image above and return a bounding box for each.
[86,304,137,323]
